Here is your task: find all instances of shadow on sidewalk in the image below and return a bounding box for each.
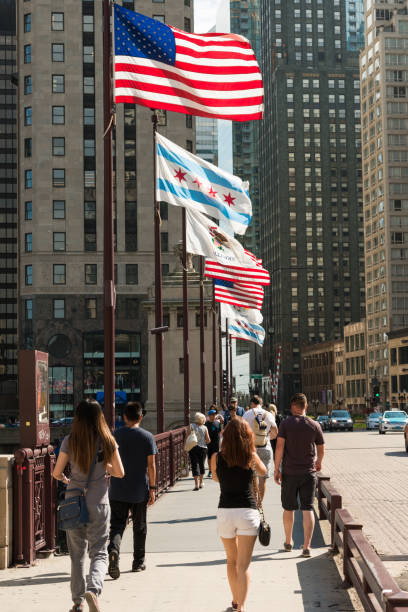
[384,450,407,457]
[0,572,70,588]
[150,515,216,525]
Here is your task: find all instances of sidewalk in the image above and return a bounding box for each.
[0,475,359,612]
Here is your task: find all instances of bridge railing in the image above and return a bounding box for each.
[12,426,189,566]
[317,475,408,611]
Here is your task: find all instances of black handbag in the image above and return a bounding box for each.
[57,449,98,531]
[252,466,271,547]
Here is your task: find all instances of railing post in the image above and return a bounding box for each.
[43,446,56,553]
[385,591,408,611]
[169,432,175,487]
[329,492,342,551]
[342,518,363,587]
[317,475,330,520]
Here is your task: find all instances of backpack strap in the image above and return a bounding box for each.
[83,447,99,495]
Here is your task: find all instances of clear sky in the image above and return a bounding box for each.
[194,0,223,33]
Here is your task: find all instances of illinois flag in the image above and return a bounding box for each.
[114,4,263,121]
[156,133,252,235]
[228,318,265,347]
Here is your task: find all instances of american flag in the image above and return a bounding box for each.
[114,5,263,121]
[214,279,264,310]
[205,259,270,286]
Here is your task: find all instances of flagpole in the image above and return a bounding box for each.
[199,257,205,413]
[225,318,229,406]
[103,0,115,430]
[212,285,217,404]
[182,208,190,425]
[229,335,233,397]
[218,305,224,407]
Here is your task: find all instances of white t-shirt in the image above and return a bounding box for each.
[243,408,276,450]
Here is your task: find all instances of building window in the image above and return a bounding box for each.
[24,13,31,32]
[84,139,95,157]
[52,105,65,124]
[84,108,95,125]
[52,74,65,93]
[186,139,193,152]
[83,76,94,94]
[53,298,65,318]
[86,298,97,319]
[25,169,32,189]
[52,43,64,62]
[83,46,94,63]
[177,308,183,327]
[24,138,32,157]
[51,12,64,30]
[125,201,137,251]
[52,168,65,187]
[153,14,165,23]
[53,232,66,251]
[53,264,66,285]
[160,201,168,220]
[186,114,192,128]
[25,232,32,252]
[24,44,31,63]
[195,309,207,327]
[83,15,94,32]
[25,201,32,220]
[24,75,32,95]
[24,106,32,125]
[162,263,169,276]
[25,299,33,320]
[84,201,96,251]
[126,264,138,284]
[85,264,97,284]
[161,232,168,252]
[52,137,65,156]
[179,358,184,374]
[53,200,65,219]
[25,265,32,286]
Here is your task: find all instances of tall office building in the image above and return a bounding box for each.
[196,117,218,166]
[17,0,194,418]
[0,0,17,414]
[360,0,408,405]
[230,0,260,256]
[259,0,365,408]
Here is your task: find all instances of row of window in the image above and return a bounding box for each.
[25,297,96,320]
[24,168,65,189]
[25,263,140,286]
[25,105,94,125]
[24,136,96,158]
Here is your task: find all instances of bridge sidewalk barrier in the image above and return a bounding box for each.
[0,455,13,569]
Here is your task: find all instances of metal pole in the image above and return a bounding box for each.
[182,208,190,424]
[199,257,205,413]
[218,305,224,406]
[225,318,229,405]
[152,115,165,434]
[229,335,233,396]
[212,285,217,404]
[103,0,115,430]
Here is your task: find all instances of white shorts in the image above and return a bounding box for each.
[217,507,260,539]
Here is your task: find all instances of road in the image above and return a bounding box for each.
[322,429,408,587]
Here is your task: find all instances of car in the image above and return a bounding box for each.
[316,415,329,431]
[366,411,382,430]
[328,410,353,431]
[379,410,408,434]
[404,422,408,453]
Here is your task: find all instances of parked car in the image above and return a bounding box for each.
[366,412,382,430]
[378,410,408,434]
[328,410,353,431]
[316,415,329,431]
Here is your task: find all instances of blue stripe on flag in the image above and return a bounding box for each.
[215,279,234,288]
[229,324,259,341]
[157,142,250,197]
[157,179,251,226]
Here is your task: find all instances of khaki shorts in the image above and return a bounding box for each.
[256,445,272,478]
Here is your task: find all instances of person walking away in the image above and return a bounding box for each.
[243,396,277,501]
[53,399,124,612]
[189,412,210,489]
[267,404,281,458]
[211,418,267,612]
[274,393,325,558]
[107,401,157,579]
[206,408,222,478]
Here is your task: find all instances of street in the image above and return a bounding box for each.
[322,429,408,587]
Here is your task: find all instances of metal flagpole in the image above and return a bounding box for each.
[218,305,224,406]
[199,257,205,413]
[212,285,217,405]
[225,318,229,405]
[182,208,190,424]
[103,0,115,429]
[229,335,233,396]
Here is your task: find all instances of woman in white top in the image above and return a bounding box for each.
[189,412,210,490]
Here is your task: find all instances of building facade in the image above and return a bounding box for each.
[17,0,194,418]
[301,340,339,414]
[0,0,17,417]
[343,320,367,412]
[259,0,366,409]
[388,328,408,411]
[360,0,408,409]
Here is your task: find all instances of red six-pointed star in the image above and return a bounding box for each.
[223,192,236,207]
[193,177,202,188]
[208,186,217,198]
[174,167,187,183]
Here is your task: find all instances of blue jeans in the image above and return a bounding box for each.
[66,503,110,605]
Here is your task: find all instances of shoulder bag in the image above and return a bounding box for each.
[57,448,99,531]
[184,424,198,452]
[252,463,271,546]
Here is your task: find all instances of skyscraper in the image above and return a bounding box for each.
[360,0,408,405]
[259,0,365,408]
[0,0,17,414]
[17,0,194,418]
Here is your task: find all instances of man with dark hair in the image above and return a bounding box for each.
[274,393,324,558]
[223,396,245,425]
[107,401,157,578]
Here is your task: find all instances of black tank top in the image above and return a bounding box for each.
[216,453,257,510]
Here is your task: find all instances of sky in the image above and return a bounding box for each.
[194,0,224,33]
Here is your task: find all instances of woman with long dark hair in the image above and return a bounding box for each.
[53,399,124,612]
[211,417,266,612]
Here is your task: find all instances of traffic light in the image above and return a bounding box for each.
[373,385,380,404]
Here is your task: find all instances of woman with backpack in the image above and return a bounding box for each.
[53,399,124,612]
[211,417,267,612]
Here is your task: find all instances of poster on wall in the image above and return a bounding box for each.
[36,359,49,424]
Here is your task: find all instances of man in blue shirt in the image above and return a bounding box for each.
[108,402,157,579]
[223,396,245,425]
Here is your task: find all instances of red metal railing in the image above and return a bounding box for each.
[155,426,189,495]
[317,475,408,611]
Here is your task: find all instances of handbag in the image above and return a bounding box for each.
[184,425,198,452]
[57,448,98,531]
[252,464,271,546]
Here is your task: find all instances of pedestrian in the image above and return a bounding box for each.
[189,412,210,490]
[223,397,245,425]
[266,404,281,458]
[107,401,157,579]
[211,403,225,426]
[274,392,325,558]
[53,399,124,612]
[243,396,278,501]
[211,418,267,612]
[205,408,222,478]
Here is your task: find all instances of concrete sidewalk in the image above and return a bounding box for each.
[0,475,359,612]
